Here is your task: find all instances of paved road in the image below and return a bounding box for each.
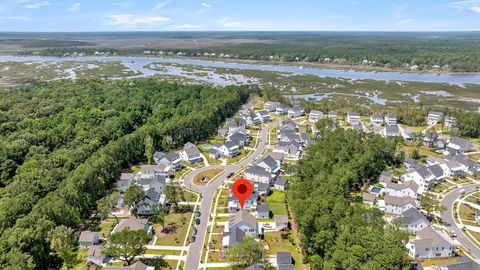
[441,183,480,259]
[182,121,274,270]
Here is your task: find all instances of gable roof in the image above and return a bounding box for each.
[245,263,263,270]
[362,193,377,202]
[245,165,270,178]
[87,245,103,257]
[384,195,416,206]
[411,227,455,249]
[229,210,257,229]
[223,227,245,248]
[394,208,430,226]
[257,204,269,213]
[386,181,419,193]
[440,256,480,270]
[277,251,293,265]
[258,156,277,170]
[112,218,149,233]
[379,171,393,184]
[427,164,445,178]
[275,177,288,187]
[79,231,98,243]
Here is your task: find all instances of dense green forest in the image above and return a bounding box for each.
[13,32,480,72]
[0,79,250,268]
[289,128,410,270]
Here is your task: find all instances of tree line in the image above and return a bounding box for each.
[0,78,251,268]
[289,128,410,269]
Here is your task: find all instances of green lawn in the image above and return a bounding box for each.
[145,249,182,256]
[262,232,305,270]
[266,190,288,215]
[193,169,225,186]
[154,212,193,246]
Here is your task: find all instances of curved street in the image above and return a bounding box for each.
[182,121,274,270]
[441,183,480,259]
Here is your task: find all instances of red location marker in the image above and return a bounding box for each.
[232,178,253,209]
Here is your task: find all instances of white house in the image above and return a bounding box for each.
[384,195,417,215]
[406,227,456,259]
[428,111,444,125]
[288,106,305,118]
[244,165,272,184]
[87,245,108,266]
[135,189,167,215]
[447,137,474,154]
[228,210,258,237]
[228,192,259,212]
[370,114,384,126]
[402,167,437,195]
[155,152,183,171]
[256,156,281,176]
[347,112,361,126]
[256,204,270,219]
[384,181,419,198]
[444,116,457,129]
[383,125,400,137]
[394,208,430,234]
[328,111,337,121]
[181,142,203,164]
[275,104,290,115]
[265,101,280,111]
[384,113,397,126]
[79,231,99,248]
[308,110,324,123]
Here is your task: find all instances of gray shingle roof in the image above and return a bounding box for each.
[275,177,288,187]
[394,208,430,226]
[416,166,433,179]
[384,195,416,206]
[427,164,444,178]
[245,165,270,178]
[277,252,293,265]
[257,204,269,213]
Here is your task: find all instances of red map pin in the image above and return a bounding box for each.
[232,178,253,209]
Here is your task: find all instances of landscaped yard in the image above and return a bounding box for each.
[262,231,305,270]
[154,212,193,246]
[227,149,252,164]
[193,168,225,186]
[266,190,288,216]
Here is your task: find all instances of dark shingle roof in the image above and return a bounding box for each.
[277,252,293,265]
[394,208,430,226]
[257,204,269,213]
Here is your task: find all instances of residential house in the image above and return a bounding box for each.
[428,111,444,125]
[328,110,337,121]
[228,130,250,147]
[402,166,437,194]
[226,118,239,133]
[308,110,324,123]
[439,256,480,270]
[266,152,285,166]
[256,204,270,219]
[406,227,456,259]
[111,218,152,235]
[379,171,394,187]
[394,208,430,234]
[265,101,280,111]
[228,192,259,212]
[135,189,166,215]
[181,142,203,164]
[79,231,99,248]
[155,152,183,171]
[444,116,458,129]
[383,125,400,137]
[276,252,295,270]
[104,262,154,270]
[256,156,281,176]
[279,118,298,132]
[275,104,290,115]
[347,112,361,126]
[212,142,240,157]
[273,141,301,159]
[384,113,397,126]
[87,245,108,266]
[245,264,263,270]
[118,173,135,193]
[274,177,288,191]
[136,175,166,193]
[384,195,417,215]
[208,148,222,160]
[256,182,270,196]
[402,128,415,142]
[423,132,444,148]
[384,181,419,198]
[222,227,246,254]
[362,193,377,206]
[447,137,474,154]
[288,106,305,118]
[244,165,272,184]
[404,158,419,170]
[228,210,258,237]
[275,214,289,231]
[256,109,271,122]
[370,114,384,126]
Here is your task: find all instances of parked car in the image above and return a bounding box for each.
[227,172,234,178]
[193,228,198,235]
[190,236,196,243]
[196,218,201,225]
[196,211,201,217]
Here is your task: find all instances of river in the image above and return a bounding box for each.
[1,55,480,85]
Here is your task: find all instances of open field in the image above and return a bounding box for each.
[154,212,193,246]
[193,168,225,186]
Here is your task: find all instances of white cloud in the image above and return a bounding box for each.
[107,14,171,27]
[196,2,212,14]
[450,0,480,11]
[67,3,80,12]
[172,24,202,29]
[153,0,169,10]
[24,1,50,9]
[201,3,212,8]
[471,5,480,12]
[220,17,245,27]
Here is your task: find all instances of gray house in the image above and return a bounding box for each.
[79,231,99,248]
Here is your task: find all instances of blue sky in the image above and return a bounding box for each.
[0,0,480,31]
